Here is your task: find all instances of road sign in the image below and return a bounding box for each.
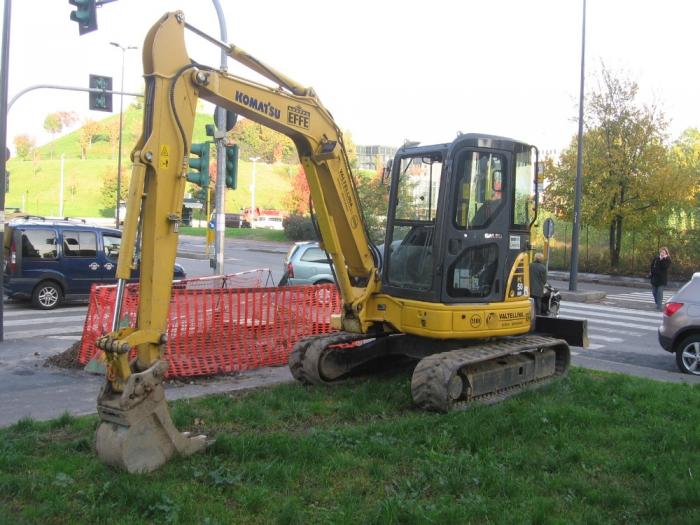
[543,218,555,239]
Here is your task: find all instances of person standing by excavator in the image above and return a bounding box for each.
[530,252,547,315]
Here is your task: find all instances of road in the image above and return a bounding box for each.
[0,238,697,427]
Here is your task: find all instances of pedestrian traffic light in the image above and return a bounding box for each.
[89,74,113,112]
[187,142,210,187]
[224,144,239,189]
[69,0,97,35]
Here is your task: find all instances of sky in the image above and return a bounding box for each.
[3,0,699,157]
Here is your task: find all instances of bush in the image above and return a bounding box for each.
[283,214,318,241]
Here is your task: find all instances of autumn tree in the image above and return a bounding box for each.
[544,67,681,268]
[283,165,310,214]
[43,112,78,159]
[13,134,35,160]
[78,119,102,160]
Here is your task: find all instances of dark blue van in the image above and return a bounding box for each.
[3,217,186,309]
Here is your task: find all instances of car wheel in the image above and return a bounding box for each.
[675,335,700,375]
[32,281,63,310]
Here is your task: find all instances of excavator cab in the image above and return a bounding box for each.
[383,134,536,306]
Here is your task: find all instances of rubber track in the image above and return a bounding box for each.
[410,335,569,412]
[288,332,370,385]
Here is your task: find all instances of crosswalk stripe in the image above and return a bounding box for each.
[585,326,641,336]
[561,302,662,318]
[560,308,661,324]
[1,307,87,318]
[4,326,85,339]
[573,317,657,331]
[589,334,624,343]
[2,315,86,327]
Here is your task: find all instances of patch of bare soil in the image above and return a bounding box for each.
[44,341,83,369]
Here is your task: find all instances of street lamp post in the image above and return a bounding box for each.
[110,41,137,229]
[249,157,260,228]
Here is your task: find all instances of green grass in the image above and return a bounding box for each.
[1,367,699,524]
[179,226,288,242]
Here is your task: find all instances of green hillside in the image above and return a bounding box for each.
[6,106,294,217]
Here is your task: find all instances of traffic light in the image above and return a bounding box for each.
[187,142,211,187]
[89,74,113,112]
[224,144,239,189]
[69,0,97,35]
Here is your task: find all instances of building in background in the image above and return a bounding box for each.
[356,145,397,171]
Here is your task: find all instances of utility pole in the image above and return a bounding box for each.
[250,157,260,228]
[0,0,12,342]
[212,0,228,274]
[569,0,587,291]
[110,41,137,228]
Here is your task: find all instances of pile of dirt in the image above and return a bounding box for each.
[44,341,84,370]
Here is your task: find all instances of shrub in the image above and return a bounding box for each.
[283,214,317,241]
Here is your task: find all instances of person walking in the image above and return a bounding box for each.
[649,247,672,311]
[530,252,547,315]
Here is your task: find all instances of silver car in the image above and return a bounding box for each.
[279,242,335,286]
[658,272,700,375]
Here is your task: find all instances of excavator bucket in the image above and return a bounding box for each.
[95,360,207,473]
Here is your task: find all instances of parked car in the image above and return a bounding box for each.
[3,217,186,309]
[254,216,284,231]
[278,242,335,286]
[658,272,700,375]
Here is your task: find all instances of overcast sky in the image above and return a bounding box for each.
[3,0,699,155]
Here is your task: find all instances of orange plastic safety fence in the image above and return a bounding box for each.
[78,270,342,377]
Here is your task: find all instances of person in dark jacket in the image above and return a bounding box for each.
[650,247,672,311]
[530,252,547,315]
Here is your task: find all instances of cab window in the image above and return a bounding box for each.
[22,229,57,259]
[453,151,505,229]
[63,230,97,257]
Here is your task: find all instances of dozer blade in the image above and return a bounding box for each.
[95,360,207,473]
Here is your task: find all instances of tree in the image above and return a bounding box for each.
[354,169,389,243]
[78,119,102,160]
[100,167,129,210]
[228,119,297,163]
[543,67,678,268]
[13,134,35,160]
[283,165,310,214]
[105,119,120,160]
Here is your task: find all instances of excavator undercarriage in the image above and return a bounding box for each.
[290,331,573,412]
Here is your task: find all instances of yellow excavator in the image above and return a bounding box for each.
[95,11,587,472]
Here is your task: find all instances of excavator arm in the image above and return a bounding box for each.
[95,11,380,472]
